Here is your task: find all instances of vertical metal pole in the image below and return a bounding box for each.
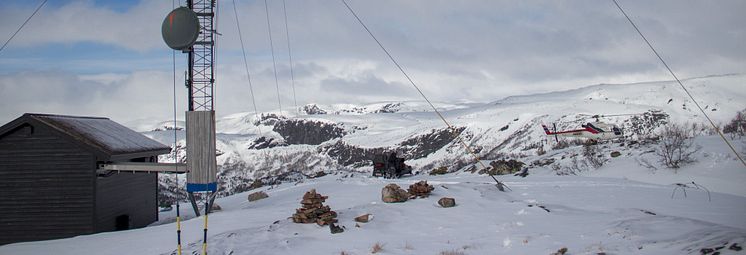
[188,52,195,111]
[187,0,195,111]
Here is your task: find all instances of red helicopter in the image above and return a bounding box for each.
[541,114,637,142]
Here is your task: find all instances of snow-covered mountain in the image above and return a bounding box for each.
[3,74,746,255]
[145,74,746,201]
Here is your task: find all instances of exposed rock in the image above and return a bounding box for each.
[730,243,742,251]
[430,166,448,175]
[480,159,525,175]
[551,247,568,255]
[319,127,465,168]
[301,104,328,115]
[700,248,715,254]
[438,197,456,208]
[329,223,344,234]
[273,119,346,145]
[256,113,286,126]
[249,180,264,190]
[374,103,403,113]
[318,140,386,167]
[399,127,465,159]
[248,191,269,202]
[624,110,668,138]
[248,137,285,150]
[292,189,338,226]
[532,158,555,167]
[354,214,371,223]
[210,203,222,211]
[610,151,622,158]
[312,171,327,178]
[382,184,409,203]
[408,181,435,198]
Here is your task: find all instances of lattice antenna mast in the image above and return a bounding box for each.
[187,0,216,111]
[162,2,219,254]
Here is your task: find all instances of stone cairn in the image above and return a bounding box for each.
[291,189,338,226]
[408,180,435,198]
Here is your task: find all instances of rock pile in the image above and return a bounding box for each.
[291,189,338,226]
[382,184,410,203]
[408,181,434,198]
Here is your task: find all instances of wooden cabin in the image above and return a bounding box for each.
[0,113,172,245]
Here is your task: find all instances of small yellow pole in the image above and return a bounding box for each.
[202,214,209,255]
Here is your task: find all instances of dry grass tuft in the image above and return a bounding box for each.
[371,242,384,253]
[403,242,414,250]
[439,250,466,255]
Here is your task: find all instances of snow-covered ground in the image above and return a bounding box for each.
[2,172,745,255]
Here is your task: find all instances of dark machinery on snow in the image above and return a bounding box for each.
[372,152,412,179]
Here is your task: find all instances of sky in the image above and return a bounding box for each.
[0,0,744,124]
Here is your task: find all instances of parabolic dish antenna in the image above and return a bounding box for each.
[162,7,200,51]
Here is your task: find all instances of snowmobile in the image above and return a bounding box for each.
[372,152,412,179]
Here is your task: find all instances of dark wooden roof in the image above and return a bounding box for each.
[0,113,171,160]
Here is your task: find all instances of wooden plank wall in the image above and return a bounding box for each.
[186,111,217,186]
[94,171,157,232]
[0,124,96,245]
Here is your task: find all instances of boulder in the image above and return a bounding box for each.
[550,247,568,255]
[210,203,222,211]
[329,223,344,234]
[438,197,456,208]
[610,151,622,157]
[429,166,448,175]
[248,191,269,202]
[408,181,435,198]
[382,184,409,203]
[354,214,371,223]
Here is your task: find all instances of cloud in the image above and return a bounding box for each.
[0,70,188,123]
[0,0,744,123]
[0,1,170,52]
